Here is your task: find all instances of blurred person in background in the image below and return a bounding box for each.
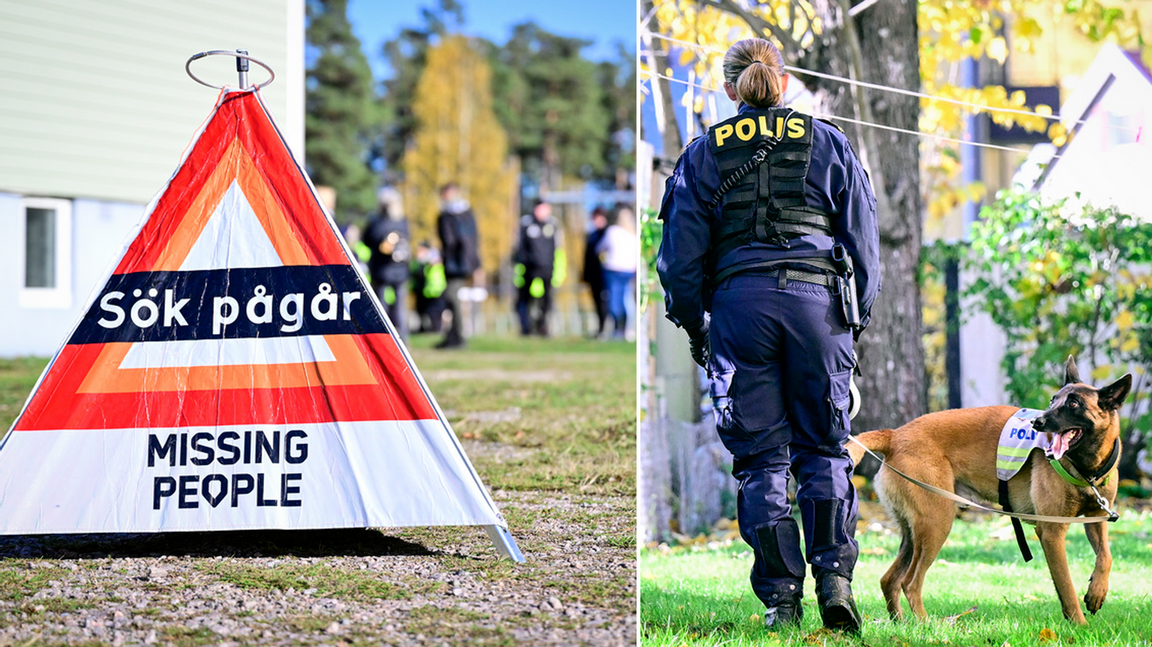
[583,206,610,338]
[514,199,565,337]
[596,205,638,340]
[411,241,447,333]
[437,182,481,349]
[362,187,412,339]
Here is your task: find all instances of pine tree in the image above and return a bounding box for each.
[305,0,380,224]
[495,23,613,192]
[401,35,514,275]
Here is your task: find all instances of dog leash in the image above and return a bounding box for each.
[848,436,1117,525]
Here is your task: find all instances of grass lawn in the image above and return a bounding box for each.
[406,333,637,497]
[0,357,48,428]
[641,507,1152,646]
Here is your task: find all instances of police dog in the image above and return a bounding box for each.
[847,357,1129,624]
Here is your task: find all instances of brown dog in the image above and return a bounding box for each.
[848,357,1130,624]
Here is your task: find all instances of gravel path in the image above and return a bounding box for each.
[0,487,636,645]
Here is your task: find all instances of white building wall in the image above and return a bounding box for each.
[959,308,1009,407]
[0,0,303,204]
[0,193,142,357]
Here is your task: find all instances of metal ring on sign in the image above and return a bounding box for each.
[185,50,275,91]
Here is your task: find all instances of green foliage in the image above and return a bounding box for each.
[379,8,633,194]
[305,0,383,224]
[597,45,639,176]
[965,190,1152,431]
[920,241,964,412]
[640,208,663,312]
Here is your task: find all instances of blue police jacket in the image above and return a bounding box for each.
[657,104,881,335]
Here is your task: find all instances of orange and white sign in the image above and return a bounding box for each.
[2,89,519,559]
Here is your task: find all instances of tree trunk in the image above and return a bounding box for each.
[803,0,927,434]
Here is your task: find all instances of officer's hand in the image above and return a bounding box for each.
[688,322,710,368]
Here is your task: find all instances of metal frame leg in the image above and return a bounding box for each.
[484,525,525,563]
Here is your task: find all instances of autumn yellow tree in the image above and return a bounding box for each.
[402,35,516,275]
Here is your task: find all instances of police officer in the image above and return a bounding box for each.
[411,241,448,333]
[437,182,481,348]
[514,200,564,337]
[657,38,880,633]
[362,188,411,339]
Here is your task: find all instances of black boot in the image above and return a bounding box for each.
[763,599,803,629]
[816,572,862,634]
[435,331,465,349]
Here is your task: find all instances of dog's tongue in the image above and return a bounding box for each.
[1050,432,1071,460]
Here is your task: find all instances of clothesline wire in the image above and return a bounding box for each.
[643,31,1140,135]
[642,70,1064,160]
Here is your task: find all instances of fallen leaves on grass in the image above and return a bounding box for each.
[667,519,744,551]
[943,605,976,625]
[804,628,833,644]
[1039,627,1058,642]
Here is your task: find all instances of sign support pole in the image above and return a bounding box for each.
[485,525,525,562]
[236,49,249,89]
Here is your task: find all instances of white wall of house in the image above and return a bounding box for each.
[0,193,142,356]
[0,0,304,358]
[1018,44,1152,219]
[959,308,1011,407]
[0,0,305,203]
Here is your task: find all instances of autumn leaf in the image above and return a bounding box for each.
[1115,309,1135,331]
[1039,627,1058,642]
[944,605,977,625]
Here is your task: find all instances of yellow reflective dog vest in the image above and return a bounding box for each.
[996,408,1047,481]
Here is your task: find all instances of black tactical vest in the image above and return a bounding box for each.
[705,107,833,270]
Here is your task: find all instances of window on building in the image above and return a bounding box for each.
[25,207,56,288]
[19,198,72,309]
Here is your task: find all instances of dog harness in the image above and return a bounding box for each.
[996,408,1120,562]
[996,409,1045,562]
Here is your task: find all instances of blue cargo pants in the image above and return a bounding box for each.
[708,273,859,607]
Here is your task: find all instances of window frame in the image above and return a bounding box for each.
[18,196,73,309]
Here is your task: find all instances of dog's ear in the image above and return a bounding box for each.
[1097,374,1132,411]
[1064,355,1081,385]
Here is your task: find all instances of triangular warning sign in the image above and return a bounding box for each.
[3,90,521,560]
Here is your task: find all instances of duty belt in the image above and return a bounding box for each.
[710,257,839,290]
